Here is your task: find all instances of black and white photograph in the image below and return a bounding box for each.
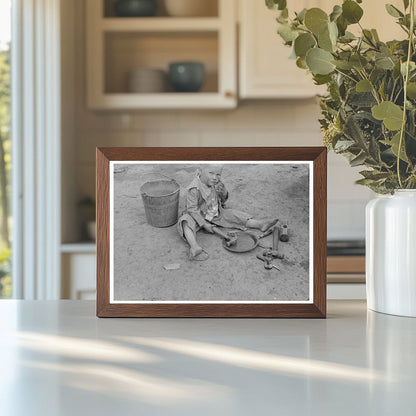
[110,161,313,304]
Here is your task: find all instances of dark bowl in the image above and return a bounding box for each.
[114,0,158,17]
[168,62,205,93]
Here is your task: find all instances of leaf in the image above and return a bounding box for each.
[385,4,404,18]
[382,132,409,162]
[344,115,366,147]
[334,139,355,151]
[348,92,377,107]
[318,27,334,52]
[356,79,372,92]
[306,48,335,75]
[313,74,332,85]
[403,0,410,10]
[372,101,404,130]
[266,0,287,10]
[350,54,368,70]
[294,33,316,58]
[328,21,338,45]
[289,44,297,59]
[359,170,391,181]
[350,151,368,167]
[330,5,342,22]
[333,60,353,70]
[371,29,380,43]
[336,15,348,36]
[375,56,395,70]
[342,0,364,24]
[401,61,416,76]
[407,82,416,99]
[296,8,307,23]
[277,23,298,43]
[304,8,329,35]
[296,57,308,69]
[339,31,356,43]
[369,136,382,163]
[355,178,378,186]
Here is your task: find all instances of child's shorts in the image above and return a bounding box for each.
[177,208,252,240]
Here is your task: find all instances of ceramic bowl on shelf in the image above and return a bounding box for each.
[168,62,205,92]
[114,0,158,17]
[164,0,217,17]
[128,68,167,93]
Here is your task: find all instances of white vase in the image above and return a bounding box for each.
[366,190,416,317]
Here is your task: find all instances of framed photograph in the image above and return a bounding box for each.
[96,147,327,318]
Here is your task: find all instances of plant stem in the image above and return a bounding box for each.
[397,0,415,188]
[334,68,358,84]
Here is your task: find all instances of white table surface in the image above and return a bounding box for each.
[0,300,415,416]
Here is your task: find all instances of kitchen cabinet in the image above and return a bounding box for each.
[86,0,237,109]
[238,0,325,99]
[60,249,365,300]
[61,245,96,300]
[238,0,404,99]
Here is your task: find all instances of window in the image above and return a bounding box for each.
[0,0,11,298]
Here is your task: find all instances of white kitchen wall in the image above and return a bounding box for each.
[73,101,374,240]
[65,0,374,243]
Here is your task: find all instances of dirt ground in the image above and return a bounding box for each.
[113,163,310,302]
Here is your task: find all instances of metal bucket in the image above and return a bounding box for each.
[140,178,180,227]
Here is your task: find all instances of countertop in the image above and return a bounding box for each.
[0,300,415,415]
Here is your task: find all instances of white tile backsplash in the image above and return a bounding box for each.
[74,100,370,239]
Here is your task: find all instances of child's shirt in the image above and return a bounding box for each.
[205,189,219,222]
[185,176,228,225]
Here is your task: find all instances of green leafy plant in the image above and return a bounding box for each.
[266,0,416,193]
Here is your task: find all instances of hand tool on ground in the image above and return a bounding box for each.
[269,226,285,259]
[256,224,277,251]
[211,226,238,247]
[279,221,289,242]
[256,254,280,271]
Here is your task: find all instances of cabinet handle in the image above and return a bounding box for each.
[224,91,234,99]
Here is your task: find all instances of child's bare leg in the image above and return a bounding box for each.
[183,224,203,257]
[246,218,278,232]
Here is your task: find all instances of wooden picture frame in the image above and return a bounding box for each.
[96,147,327,318]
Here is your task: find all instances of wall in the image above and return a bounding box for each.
[62,0,374,243]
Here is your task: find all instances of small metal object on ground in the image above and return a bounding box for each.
[279,222,289,242]
[223,231,259,253]
[270,226,284,259]
[256,254,280,271]
[212,226,238,247]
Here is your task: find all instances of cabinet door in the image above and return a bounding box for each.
[239,0,326,99]
[61,253,96,300]
[239,0,404,99]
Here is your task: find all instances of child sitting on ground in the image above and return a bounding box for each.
[177,165,278,260]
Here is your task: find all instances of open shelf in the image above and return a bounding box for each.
[104,31,218,94]
[103,0,219,18]
[87,0,236,109]
[102,17,221,31]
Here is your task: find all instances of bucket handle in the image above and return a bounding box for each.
[141,173,179,197]
[141,172,178,184]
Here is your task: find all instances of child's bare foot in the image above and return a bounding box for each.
[246,218,279,232]
[188,245,209,261]
[190,246,203,258]
[260,218,279,232]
